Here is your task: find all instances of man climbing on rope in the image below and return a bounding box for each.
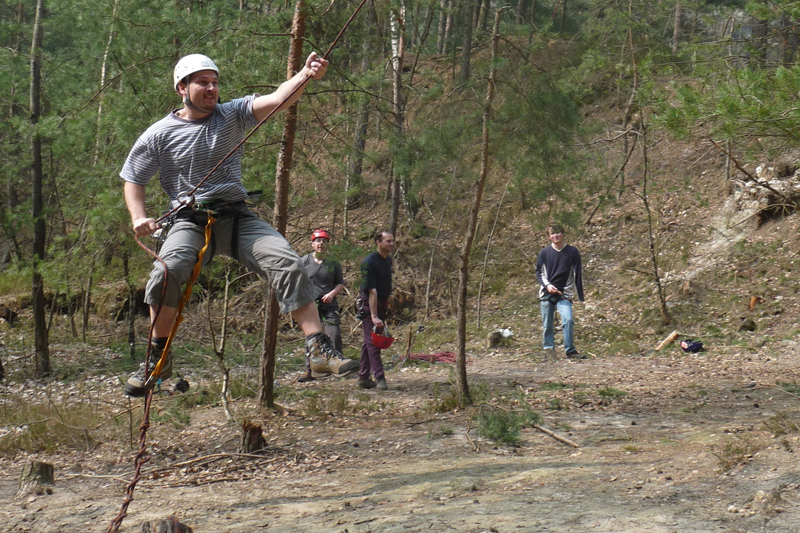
[120,52,357,397]
[298,228,348,382]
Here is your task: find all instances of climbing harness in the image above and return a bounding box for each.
[107,0,370,530]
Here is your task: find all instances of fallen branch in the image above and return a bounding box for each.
[655,330,680,351]
[534,425,580,448]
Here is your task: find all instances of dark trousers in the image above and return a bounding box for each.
[317,301,342,352]
[359,297,388,380]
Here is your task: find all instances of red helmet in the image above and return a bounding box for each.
[371,326,394,349]
[311,228,330,241]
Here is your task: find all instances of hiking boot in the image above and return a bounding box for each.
[307,332,358,376]
[298,371,316,383]
[358,378,376,389]
[566,351,587,360]
[543,347,557,363]
[124,346,173,397]
[376,378,388,391]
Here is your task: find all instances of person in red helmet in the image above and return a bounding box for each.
[299,229,358,382]
[119,52,355,397]
[357,229,394,390]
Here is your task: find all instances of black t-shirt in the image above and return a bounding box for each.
[360,252,392,300]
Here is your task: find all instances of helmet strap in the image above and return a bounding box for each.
[179,74,207,117]
[182,94,204,114]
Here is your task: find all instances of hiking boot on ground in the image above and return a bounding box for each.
[358,378,376,389]
[298,371,316,383]
[566,351,587,360]
[307,332,358,376]
[124,346,173,397]
[376,378,388,391]
[543,347,557,363]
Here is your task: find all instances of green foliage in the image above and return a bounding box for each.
[476,408,522,446]
[475,406,542,447]
[763,411,800,437]
[597,387,627,401]
[714,437,763,473]
[424,382,461,413]
[540,381,573,391]
[0,391,108,455]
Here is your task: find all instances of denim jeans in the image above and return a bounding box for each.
[540,297,576,354]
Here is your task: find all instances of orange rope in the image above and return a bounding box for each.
[150,214,215,383]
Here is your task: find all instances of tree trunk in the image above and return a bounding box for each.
[455,7,507,405]
[82,259,94,344]
[123,253,136,359]
[460,0,476,84]
[444,0,455,54]
[518,0,529,24]
[780,14,797,65]
[477,0,490,33]
[638,116,671,325]
[259,0,306,409]
[436,0,447,54]
[672,2,681,54]
[477,177,511,329]
[390,2,406,236]
[93,0,120,167]
[344,35,372,239]
[240,419,266,453]
[18,460,54,496]
[750,15,768,68]
[390,173,401,237]
[30,0,50,377]
[423,164,458,322]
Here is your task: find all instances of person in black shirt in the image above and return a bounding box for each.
[357,230,394,390]
[535,223,585,360]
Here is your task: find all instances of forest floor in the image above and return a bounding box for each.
[2,338,800,533]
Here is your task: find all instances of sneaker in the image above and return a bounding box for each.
[124,347,172,397]
[566,351,587,360]
[543,347,557,363]
[358,378,376,389]
[307,332,359,376]
[376,378,388,391]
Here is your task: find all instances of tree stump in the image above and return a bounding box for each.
[17,460,54,496]
[240,418,266,453]
[139,515,193,533]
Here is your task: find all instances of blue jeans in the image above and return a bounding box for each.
[540,297,576,354]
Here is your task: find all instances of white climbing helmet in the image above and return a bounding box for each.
[173,54,219,94]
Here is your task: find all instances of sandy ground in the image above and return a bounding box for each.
[2,344,800,533]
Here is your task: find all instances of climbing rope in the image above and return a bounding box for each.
[106,214,215,533]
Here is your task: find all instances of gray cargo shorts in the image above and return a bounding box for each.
[145,206,316,314]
